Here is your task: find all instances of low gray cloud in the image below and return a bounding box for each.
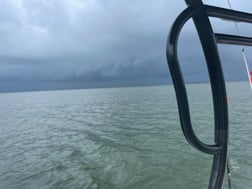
[0,0,252,92]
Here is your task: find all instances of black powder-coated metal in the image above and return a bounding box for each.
[206,5,252,23]
[166,0,252,188]
[215,33,252,46]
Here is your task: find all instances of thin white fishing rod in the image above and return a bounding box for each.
[227,0,240,34]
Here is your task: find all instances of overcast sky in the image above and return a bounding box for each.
[1,0,252,92]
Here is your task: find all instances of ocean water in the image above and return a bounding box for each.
[0,82,251,189]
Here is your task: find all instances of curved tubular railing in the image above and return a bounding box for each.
[167,1,252,188]
[166,0,228,189]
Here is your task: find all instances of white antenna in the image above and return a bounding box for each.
[242,48,252,90]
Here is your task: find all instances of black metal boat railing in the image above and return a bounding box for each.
[166,0,252,188]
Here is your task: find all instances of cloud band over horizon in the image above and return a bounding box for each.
[1,0,252,92]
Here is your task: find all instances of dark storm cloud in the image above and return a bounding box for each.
[0,0,252,92]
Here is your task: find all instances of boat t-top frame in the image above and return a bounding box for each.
[166,0,252,188]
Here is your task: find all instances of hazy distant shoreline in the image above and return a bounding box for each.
[0,80,248,94]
